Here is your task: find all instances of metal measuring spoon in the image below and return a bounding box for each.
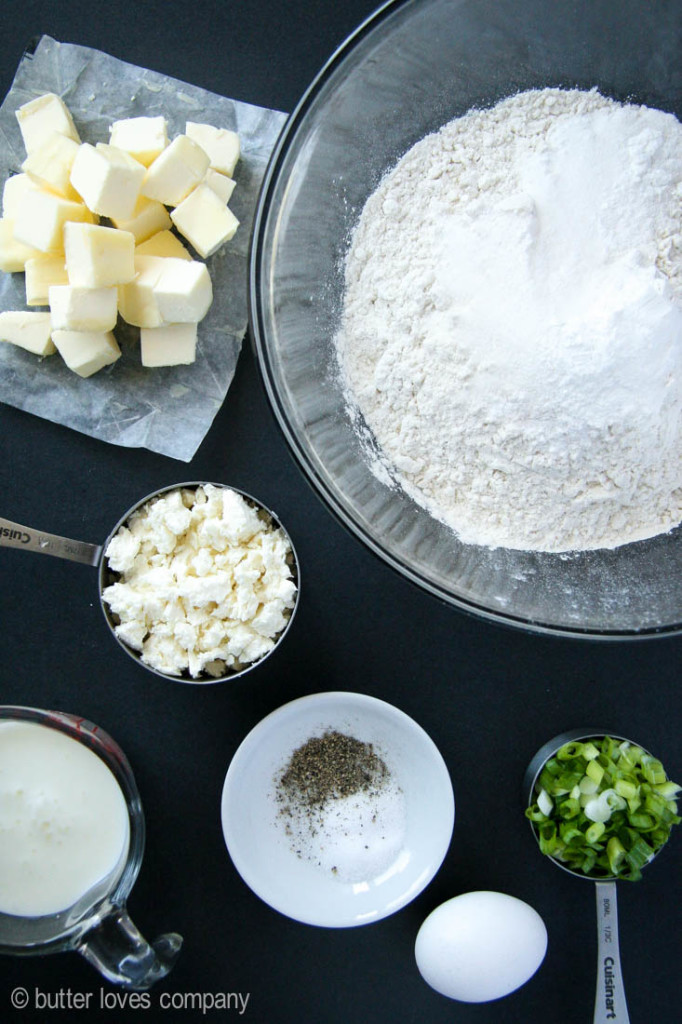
[524,728,669,1024]
[1,481,300,684]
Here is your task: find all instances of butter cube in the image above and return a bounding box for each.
[64,223,135,287]
[170,183,239,258]
[141,135,210,206]
[0,310,55,355]
[15,93,80,154]
[25,255,69,306]
[185,122,240,177]
[140,323,197,367]
[70,143,145,221]
[109,116,168,167]
[2,173,41,218]
[21,131,81,200]
[110,194,171,243]
[12,189,95,253]
[135,230,192,260]
[49,284,118,332]
[117,255,166,327]
[203,168,236,204]
[0,218,41,271]
[52,329,121,377]
[154,258,213,323]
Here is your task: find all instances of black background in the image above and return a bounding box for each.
[1,1,680,1022]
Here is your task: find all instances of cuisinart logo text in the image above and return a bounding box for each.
[603,956,617,1019]
[1,527,30,544]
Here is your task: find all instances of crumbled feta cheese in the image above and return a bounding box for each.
[102,484,297,679]
[192,547,214,577]
[251,600,288,638]
[114,619,148,652]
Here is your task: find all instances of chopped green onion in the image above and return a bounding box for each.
[586,760,605,786]
[615,778,638,801]
[557,741,583,760]
[626,794,642,815]
[643,759,667,786]
[586,821,606,843]
[606,790,627,812]
[607,836,626,874]
[527,804,548,823]
[526,736,680,881]
[558,797,581,820]
[537,788,553,816]
[584,793,612,823]
[628,812,655,831]
[654,781,681,800]
[559,823,583,844]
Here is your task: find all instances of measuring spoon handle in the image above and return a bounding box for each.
[594,881,630,1024]
[0,516,101,567]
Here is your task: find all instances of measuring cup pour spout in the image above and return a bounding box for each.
[78,907,182,989]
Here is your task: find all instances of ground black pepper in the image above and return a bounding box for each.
[274,729,405,881]
[277,729,390,808]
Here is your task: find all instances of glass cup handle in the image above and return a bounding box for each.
[593,881,630,1024]
[77,904,182,990]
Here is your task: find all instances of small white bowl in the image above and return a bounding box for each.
[220,691,455,927]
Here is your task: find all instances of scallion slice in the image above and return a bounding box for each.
[526,736,680,880]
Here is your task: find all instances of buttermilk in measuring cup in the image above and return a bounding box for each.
[0,720,130,916]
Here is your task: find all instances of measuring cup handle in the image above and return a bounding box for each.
[593,881,630,1024]
[77,904,183,990]
[0,516,101,566]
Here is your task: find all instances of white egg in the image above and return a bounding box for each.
[414,890,547,1003]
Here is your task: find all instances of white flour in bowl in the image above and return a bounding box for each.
[335,89,682,552]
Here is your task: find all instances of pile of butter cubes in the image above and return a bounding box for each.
[0,92,240,376]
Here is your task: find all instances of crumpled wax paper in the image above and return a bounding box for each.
[0,35,287,461]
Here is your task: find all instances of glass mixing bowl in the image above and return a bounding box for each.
[250,0,682,638]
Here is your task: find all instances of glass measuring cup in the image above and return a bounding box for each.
[524,728,674,1024]
[0,480,300,684]
[0,705,182,988]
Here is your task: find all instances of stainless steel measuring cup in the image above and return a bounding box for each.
[0,705,182,988]
[1,480,300,684]
[524,728,671,1024]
